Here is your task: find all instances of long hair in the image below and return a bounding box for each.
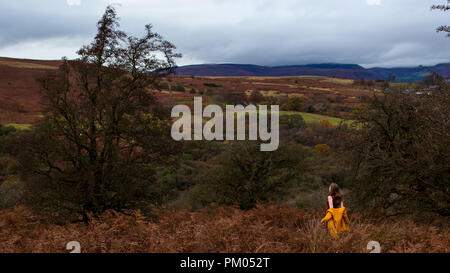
[329,183,343,208]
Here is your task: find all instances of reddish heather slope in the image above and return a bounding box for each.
[0,57,60,124]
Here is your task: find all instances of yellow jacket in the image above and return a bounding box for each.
[321,207,350,238]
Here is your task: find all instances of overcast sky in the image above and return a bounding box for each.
[0,0,448,67]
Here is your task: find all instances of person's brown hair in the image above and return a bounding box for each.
[329,183,343,208]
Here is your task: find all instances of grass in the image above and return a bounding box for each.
[389,82,421,88]
[298,86,332,92]
[280,111,349,125]
[0,60,57,70]
[175,100,349,126]
[5,123,32,130]
[238,110,349,126]
[321,78,354,85]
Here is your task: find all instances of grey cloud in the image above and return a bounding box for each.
[0,0,448,67]
[0,1,95,47]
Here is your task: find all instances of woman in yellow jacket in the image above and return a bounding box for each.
[321,183,350,238]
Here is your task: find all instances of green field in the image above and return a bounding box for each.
[234,110,349,125]
[278,111,349,125]
[388,82,421,88]
[175,104,349,126]
[5,123,32,130]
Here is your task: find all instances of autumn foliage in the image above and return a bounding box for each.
[0,205,447,253]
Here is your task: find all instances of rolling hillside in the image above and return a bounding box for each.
[0,57,59,124]
[174,63,450,82]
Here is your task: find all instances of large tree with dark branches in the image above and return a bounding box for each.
[17,6,181,219]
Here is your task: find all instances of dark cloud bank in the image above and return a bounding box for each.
[0,0,448,68]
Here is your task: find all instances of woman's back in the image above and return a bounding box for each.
[327,195,343,209]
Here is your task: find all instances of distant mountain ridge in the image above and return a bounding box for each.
[174,63,450,82]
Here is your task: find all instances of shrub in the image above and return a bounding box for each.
[223,91,247,104]
[0,175,24,209]
[282,97,303,111]
[16,104,26,113]
[158,82,170,90]
[314,144,332,156]
[172,84,186,92]
[203,83,222,88]
[0,124,17,150]
[317,120,333,131]
[191,142,308,209]
[248,90,264,103]
[280,114,306,129]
